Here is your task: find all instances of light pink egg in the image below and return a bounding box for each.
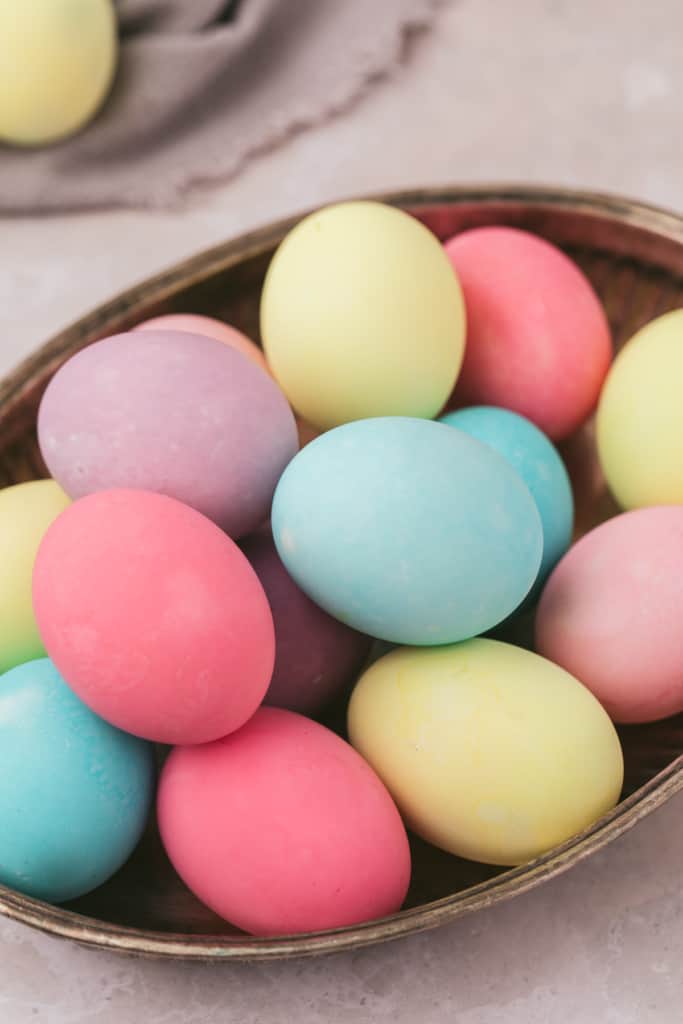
[444,227,612,440]
[134,314,319,451]
[38,330,298,538]
[158,707,411,936]
[536,506,683,722]
[134,313,269,373]
[33,489,275,745]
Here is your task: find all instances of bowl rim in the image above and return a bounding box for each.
[2,183,683,961]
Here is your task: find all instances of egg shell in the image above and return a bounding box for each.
[444,227,612,440]
[33,489,275,744]
[0,0,117,146]
[596,309,683,509]
[0,658,154,903]
[536,505,683,723]
[0,480,70,674]
[348,640,623,866]
[440,406,574,597]
[134,313,270,373]
[260,201,465,431]
[271,417,543,645]
[133,314,318,452]
[37,330,298,538]
[157,707,411,936]
[241,530,371,715]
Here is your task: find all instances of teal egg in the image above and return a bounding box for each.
[440,406,574,597]
[271,417,542,645]
[0,658,155,903]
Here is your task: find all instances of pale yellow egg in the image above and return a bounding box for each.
[0,0,117,146]
[348,639,623,866]
[597,308,683,509]
[0,479,70,674]
[260,201,465,431]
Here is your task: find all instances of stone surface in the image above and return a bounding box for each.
[2,0,683,1019]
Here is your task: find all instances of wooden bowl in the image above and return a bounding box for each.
[2,185,683,961]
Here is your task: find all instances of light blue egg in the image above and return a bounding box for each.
[0,658,155,904]
[440,406,574,598]
[271,417,542,645]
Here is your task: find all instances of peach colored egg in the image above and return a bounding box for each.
[134,313,269,373]
[444,227,612,440]
[536,506,683,723]
[157,707,411,935]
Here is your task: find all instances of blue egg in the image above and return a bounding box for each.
[271,417,542,645]
[440,406,574,597]
[0,659,155,904]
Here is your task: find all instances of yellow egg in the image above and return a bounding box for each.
[347,639,623,865]
[0,480,70,673]
[260,201,465,430]
[597,309,683,509]
[0,0,117,146]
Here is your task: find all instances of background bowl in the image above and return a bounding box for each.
[1,185,683,961]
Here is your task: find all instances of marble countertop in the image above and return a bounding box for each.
[2,1,683,1020]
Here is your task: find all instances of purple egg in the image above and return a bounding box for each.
[241,530,371,715]
[38,331,298,538]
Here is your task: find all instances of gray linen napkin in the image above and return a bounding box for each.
[0,0,441,213]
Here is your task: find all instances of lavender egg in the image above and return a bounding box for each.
[241,530,371,715]
[38,331,298,538]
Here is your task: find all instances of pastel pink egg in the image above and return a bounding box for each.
[444,227,612,440]
[536,506,683,723]
[241,530,371,715]
[134,314,320,450]
[157,707,411,936]
[134,313,269,373]
[38,330,298,538]
[33,489,275,744]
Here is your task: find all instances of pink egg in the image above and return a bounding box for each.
[444,227,612,440]
[536,506,683,723]
[134,313,269,373]
[157,707,411,935]
[38,330,298,538]
[33,489,275,744]
[241,530,371,715]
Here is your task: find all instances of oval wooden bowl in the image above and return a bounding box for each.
[2,185,683,961]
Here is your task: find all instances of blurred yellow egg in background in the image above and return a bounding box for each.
[0,0,118,146]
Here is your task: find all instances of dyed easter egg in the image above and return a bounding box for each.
[444,227,612,440]
[597,309,683,509]
[261,201,465,430]
[0,659,154,903]
[0,480,70,674]
[348,640,623,865]
[33,490,275,744]
[441,406,573,595]
[37,330,297,538]
[536,506,683,723]
[271,417,542,644]
[0,0,117,146]
[158,707,410,935]
[134,314,269,373]
[241,530,371,714]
